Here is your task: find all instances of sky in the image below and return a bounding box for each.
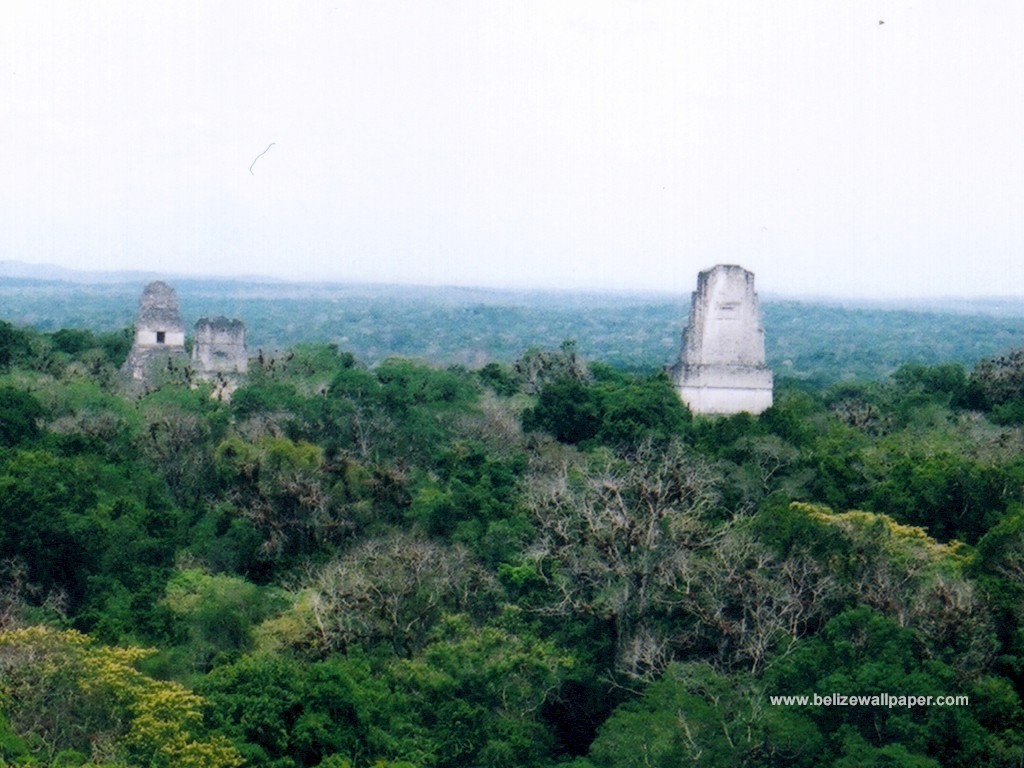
[2,1,1023,298]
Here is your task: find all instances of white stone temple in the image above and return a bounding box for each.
[670,264,773,415]
[122,281,188,382]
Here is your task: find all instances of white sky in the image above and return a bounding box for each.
[3,1,1023,297]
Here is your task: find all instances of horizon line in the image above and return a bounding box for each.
[2,259,1023,305]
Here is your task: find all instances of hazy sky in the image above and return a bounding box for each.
[3,1,1023,297]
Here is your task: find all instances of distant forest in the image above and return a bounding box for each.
[4,276,1024,383]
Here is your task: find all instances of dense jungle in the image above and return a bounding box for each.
[3,281,1024,767]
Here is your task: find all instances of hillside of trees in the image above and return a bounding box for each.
[3,310,1024,766]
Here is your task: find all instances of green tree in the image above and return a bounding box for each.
[384,613,574,768]
[787,503,994,673]
[0,447,183,639]
[199,653,318,768]
[766,607,1024,767]
[969,348,1024,409]
[407,441,530,564]
[160,568,283,677]
[375,359,476,410]
[0,320,31,369]
[477,361,519,396]
[595,372,690,446]
[582,662,822,768]
[0,450,102,604]
[522,377,601,444]
[0,386,44,446]
[138,386,229,505]
[214,435,353,574]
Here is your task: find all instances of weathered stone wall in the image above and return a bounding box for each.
[192,316,248,376]
[671,264,773,415]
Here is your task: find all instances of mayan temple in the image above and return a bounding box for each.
[670,264,773,415]
[122,281,188,383]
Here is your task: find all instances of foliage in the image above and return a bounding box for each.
[522,440,724,674]
[198,653,365,768]
[137,386,229,505]
[969,348,1024,409]
[765,608,1024,767]
[523,377,601,443]
[522,368,691,448]
[214,435,352,573]
[787,503,995,673]
[285,534,499,657]
[408,441,530,564]
[477,361,519,396]
[0,626,242,767]
[0,320,32,369]
[2,309,1024,765]
[513,340,589,395]
[203,613,572,768]
[582,662,822,767]
[380,613,573,768]
[159,567,284,677]
[0,385,44,446]
[519,442,835,677]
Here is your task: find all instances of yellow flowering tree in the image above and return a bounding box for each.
[0,626,241,767]
[790,502,995,673]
